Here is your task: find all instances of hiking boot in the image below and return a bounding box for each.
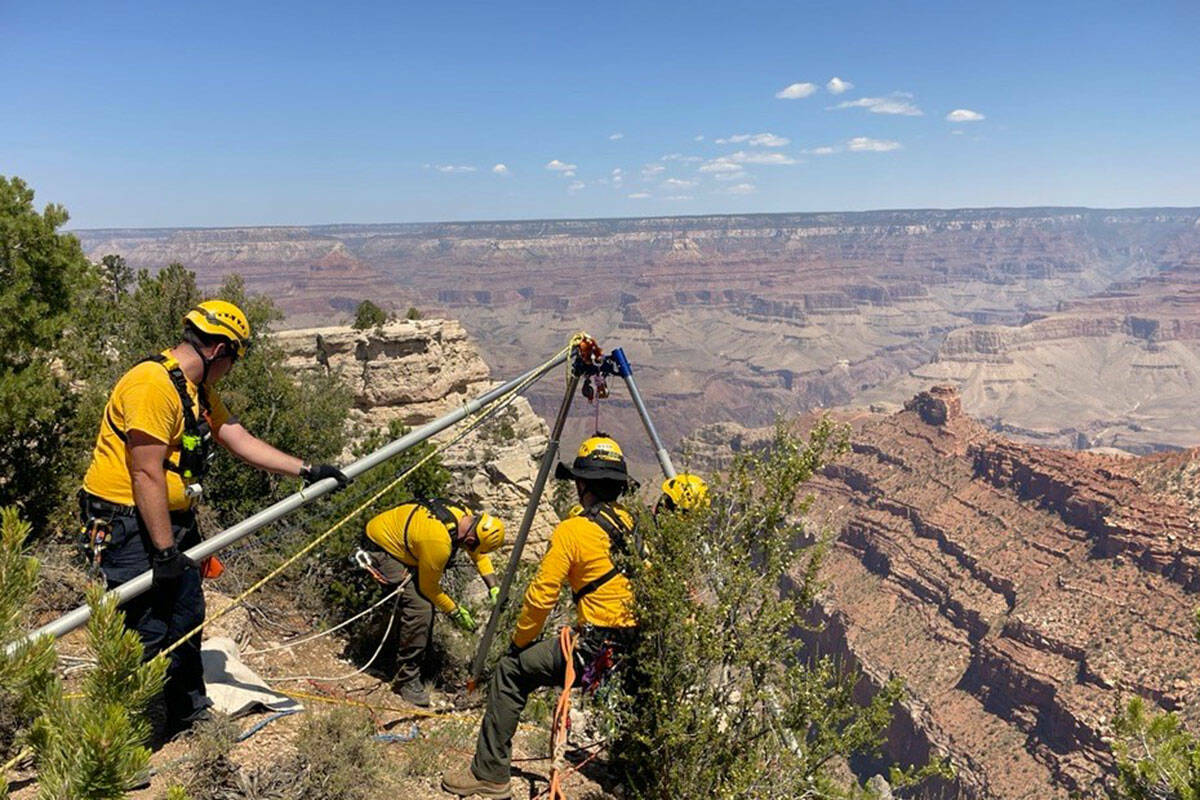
[441,764,512,798]
[398,678,431,707]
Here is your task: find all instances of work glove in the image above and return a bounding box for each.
[487,585,501,606]
[300,463,349,491]
[449,605,477,632]
[152,546,196,589]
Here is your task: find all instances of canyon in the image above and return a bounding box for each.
[700,387,1200,798]
[76,207,1200,471]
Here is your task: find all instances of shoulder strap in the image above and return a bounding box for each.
[104,354,206,441]
[402,499,460,562]
[571,502,636,604]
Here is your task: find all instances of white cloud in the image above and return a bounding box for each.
[807,146,838,155]
[723,183,756,195]
[775,82,817,99]
[950,129,965,136]
[641,163,666,179]
[693,134,705,142]
[568,180,586,193]
[698,160,744,174]
[492,163,510,175]
[609,132,625,140]
[946,108,985,122]
[832,94,923,116]
[715,132,790,147]
[847,137,901,152]
[662,178,698,189]
[665,195,694,201]
[826,76,853,95]
[611,168,624,187]
[713,170,749,182]
[726,150,797,165]
[628,192,651,199]
[545,159,577,172]
[661,153,704,162]
[563,170,576,177]
[429,164,476,174]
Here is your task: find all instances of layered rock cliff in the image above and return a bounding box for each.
[75,207,1200,470]
[273,320,559,547]
[696,387,1200,798]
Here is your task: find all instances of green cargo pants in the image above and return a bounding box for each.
[471,627,635,783]
[365,547,432,687]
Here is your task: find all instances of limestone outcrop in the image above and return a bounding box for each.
[274,320,559,549]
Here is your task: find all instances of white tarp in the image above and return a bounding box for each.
[201,637,302,717]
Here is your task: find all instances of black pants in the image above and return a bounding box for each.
[83,496,210,744]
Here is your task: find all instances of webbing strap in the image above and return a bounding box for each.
[571,501,634,603]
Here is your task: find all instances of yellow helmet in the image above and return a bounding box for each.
[183,300,251,357]
[468,512,505,555]
[660,473,710,512]
[554,435,629,482]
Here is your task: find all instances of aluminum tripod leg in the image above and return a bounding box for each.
[468,373,580,688]
[611,347,676,479]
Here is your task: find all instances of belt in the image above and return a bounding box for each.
[81,492,194,523]
[80,491,139,518]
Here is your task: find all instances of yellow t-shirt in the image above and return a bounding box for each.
[365,502,495,613]
[82,351,231,511]
[512,508,637,648]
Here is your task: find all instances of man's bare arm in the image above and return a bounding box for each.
[127,431,176,552]
[213,421,304,476]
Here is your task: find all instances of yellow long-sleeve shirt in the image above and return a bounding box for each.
[512,512,637,648]
[365,503,494,613]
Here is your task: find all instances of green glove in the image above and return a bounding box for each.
[449,605,477,632]
[487,585,501,606]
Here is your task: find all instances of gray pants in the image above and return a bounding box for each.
[367,549,433,687]
[471,627,635,783]
[393,571,433,686]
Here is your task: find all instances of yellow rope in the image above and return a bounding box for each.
[158,345,568,660]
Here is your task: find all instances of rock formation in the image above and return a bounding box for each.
[273,319,560,549]
[695,387,1200,798]
[75,207,1200,470]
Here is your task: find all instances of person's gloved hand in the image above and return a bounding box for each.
[449,605,477,632]
[300,463,349,491]
[152,546,196,589]
[487,585,501,606]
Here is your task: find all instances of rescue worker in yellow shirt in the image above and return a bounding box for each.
[442,435,639,799]
[361,499,505,706]
[80,300,348,745]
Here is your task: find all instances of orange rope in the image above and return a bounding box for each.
[547,626,577,800]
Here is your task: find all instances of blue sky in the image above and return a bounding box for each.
[3,0,1198,228]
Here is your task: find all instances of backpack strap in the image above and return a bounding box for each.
[571,502,636,604]
[402,498,462,561]
[104,355,213,481]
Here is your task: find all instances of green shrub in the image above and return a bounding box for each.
[352,300,388,330]
[609,419,947,799]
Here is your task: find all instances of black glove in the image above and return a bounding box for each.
[301,463,349,490]
[152,546,196,589]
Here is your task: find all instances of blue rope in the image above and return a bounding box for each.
[374,723,420,743]
[237,709,302,742]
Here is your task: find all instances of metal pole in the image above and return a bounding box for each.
[12,351,568,651]
[611,348,676,479]
[468,372,580,688]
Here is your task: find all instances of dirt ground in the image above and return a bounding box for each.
[9,586,617,800]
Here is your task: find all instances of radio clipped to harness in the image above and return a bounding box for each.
[79,518,112,578]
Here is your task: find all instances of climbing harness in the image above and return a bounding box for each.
[570,502,638,604]
[105,353,215,498]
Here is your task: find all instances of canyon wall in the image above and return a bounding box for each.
[76,208,1200,469]
[273,319,560,549]
[729,387,1200,798]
